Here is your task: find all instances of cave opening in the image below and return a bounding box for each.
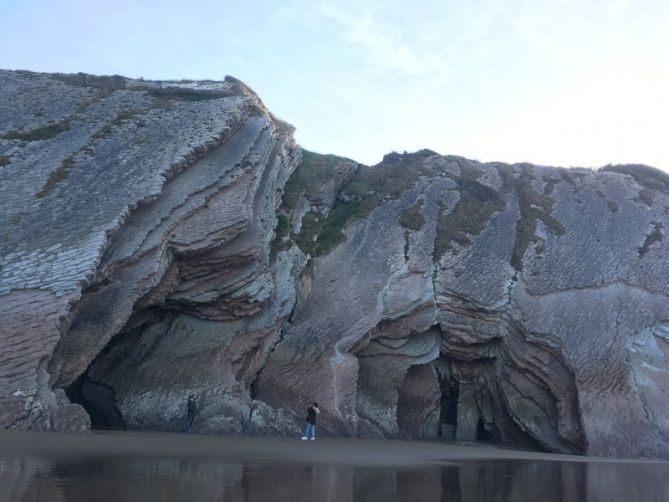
[477,416,495,442]
[66,370,126,430]
[62,321,146,431]
[437,371,459,440]
[354,326,559,451]
[396,363,441,438]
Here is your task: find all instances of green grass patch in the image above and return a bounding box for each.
[638,223,664,256]
[607,200,619,213]
[510,171,565,271]
[270,214,292,258]
[433,165,506,261]
[293,210,322,255]
[53,73,127,95]
[399,198,426,231]
[602,164,669,193]
[293,202,361,256]
[2,119,71,141]
[542,175,560,195]
[282,150,351,209]
[293,150,437,256]
[469,163,566,270]
[91,108,144,140]
[142,86,243,102]
[559,169,587,189]
[152,97,173,110]
[35,155,75,198]
[634,189,655,207]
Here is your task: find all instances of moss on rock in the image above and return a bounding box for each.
[282,150,350,209]
[602,164,669,193]
[510,170,566,271]
[399,198,426,231]
[2,119,71,142]
[270,214,292,258]
[35,155,75,198]
[433,163,506,261]
[293,151,437,256]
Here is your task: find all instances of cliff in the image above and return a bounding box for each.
[1,70,668,457]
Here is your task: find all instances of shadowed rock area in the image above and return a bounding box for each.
[1,71,668,458]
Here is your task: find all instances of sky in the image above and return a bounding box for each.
[1,0,668,170]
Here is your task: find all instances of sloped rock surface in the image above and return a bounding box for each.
[0,70,299,432]
[1,71,668,458]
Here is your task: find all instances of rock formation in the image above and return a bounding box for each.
[1,70,668,457]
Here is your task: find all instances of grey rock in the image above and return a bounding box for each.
[1,70,668,458]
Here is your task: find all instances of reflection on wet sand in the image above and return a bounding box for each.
[3,455,669,502]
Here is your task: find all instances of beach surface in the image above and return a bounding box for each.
[1,429,667,501]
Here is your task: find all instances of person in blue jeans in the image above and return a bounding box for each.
[301,402,320,440]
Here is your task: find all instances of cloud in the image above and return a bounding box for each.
[277,0,459,84]
[315,1,446,78]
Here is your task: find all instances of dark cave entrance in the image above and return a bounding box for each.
[396,363,441,438]
[477,416,495,442]
[63,314,157,430]
[434,356,504,444]
[355,333,555,450]
[63,323,144,431]
[437,371,459,440]
[66,371,127,430]
[401,355,505,444]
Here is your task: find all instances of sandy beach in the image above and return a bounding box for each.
[1,429,668,501]
[0,429,665,466]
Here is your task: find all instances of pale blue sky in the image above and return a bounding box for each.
[1,0,668,170]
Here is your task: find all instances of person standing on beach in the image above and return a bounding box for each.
[301,402,319,440]
[184,394,197,433]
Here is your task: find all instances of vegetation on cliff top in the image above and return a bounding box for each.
[281,149,568,270]
[52,72,127,94]
[293,150,438,256]
[602,164,669,193]
[143,86,245,102]
[282,149,350,209]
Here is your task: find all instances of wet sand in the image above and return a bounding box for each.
[1,429,668,501]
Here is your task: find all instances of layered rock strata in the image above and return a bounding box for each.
[0,70,299,433]
[1,71,668,457]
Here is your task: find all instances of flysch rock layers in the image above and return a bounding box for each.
[1,71,669,457]
[0,70,300,433]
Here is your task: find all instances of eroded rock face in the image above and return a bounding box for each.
[0,70,300,433]
[1,71,668,457]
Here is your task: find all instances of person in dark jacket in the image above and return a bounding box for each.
[184,394,197,433]
[301,402,320,440]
